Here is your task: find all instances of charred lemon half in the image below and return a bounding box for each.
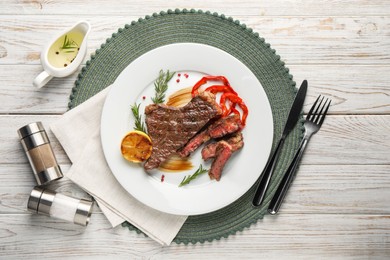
[121,130,152,163]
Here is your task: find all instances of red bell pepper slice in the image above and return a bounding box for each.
[191,76,237,97]
[204,85,236,94]
[220,93,249,126]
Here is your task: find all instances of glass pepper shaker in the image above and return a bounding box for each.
[18,122,63,185]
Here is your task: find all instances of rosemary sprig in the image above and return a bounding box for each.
[60,35,79,53]
[130,103,146,133]
[151,69,175,104]
[179,164,208,187]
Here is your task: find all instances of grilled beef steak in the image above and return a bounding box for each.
[208,141,233,181]
[178,114,242,157]
[201,131,244,161]
[208,114,242,138]
[204,131,244,181]
[144,92,222,170]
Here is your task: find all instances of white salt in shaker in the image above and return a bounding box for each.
[27,187,93,226]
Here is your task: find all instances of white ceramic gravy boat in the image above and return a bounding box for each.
[33,21,91,88]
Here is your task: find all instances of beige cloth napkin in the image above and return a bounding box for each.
[50,87,187,245]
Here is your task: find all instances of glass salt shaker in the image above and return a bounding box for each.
[27,187,93,226]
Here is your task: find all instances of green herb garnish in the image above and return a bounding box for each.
[130,103,146,133]
[60,35,79,53]
[151,69,175,104]
[179,164,208,187]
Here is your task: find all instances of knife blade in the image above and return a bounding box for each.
[252,80,307,207]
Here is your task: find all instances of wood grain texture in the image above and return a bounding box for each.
[290,65,390,115]
[0,213,389,258]
[1,0,390,16]
[0,65,77,114]
[0,115,70,164]
[1,164,389,215]
[0,16,389,65]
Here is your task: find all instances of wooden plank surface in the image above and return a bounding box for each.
[1,0,390,16]
[1,164,389,215]
[0,16,389,65]
[1,0,389,258]
[1,213,389,258]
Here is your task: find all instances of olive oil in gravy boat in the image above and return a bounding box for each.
[33,21,91,88]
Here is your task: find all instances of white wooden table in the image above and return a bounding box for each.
[1,1,389,258]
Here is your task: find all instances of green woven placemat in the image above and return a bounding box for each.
[69,9,303,245]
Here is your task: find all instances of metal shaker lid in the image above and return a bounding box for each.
[27,187,55,216]
[74,199,94,226]
[17,122,45,139]
[35,166,63,186]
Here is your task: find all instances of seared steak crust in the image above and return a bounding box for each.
[144,92,221,170]
[202,131,244,161]
[208,114,242,138]
[204,131,244,181]
[208,141,233,181]
[178,114,242,158]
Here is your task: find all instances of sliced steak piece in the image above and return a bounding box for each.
[202,131,244,161]
[144,92,221,170]
[178,114,242,157]
[208,114,242,138]
[177,130,210,158]
[208,141,232,181]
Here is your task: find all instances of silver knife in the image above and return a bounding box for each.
[252,80,307,207]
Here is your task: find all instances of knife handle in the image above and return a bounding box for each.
[268,137,308,215]
[252,137,285,207]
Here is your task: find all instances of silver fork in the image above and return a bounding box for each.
[268,95,331,215]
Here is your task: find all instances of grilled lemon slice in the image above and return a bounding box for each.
[121,130,153,163]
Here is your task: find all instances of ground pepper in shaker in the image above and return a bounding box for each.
[17,122,63,185]
[27,187,93,226]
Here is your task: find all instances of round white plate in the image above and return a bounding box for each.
[101,43,273,215]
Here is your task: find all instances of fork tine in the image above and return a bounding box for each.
[307,95,321,120]
[318,99,331,126]
[314,97,328,124]
[309,96,324,122]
